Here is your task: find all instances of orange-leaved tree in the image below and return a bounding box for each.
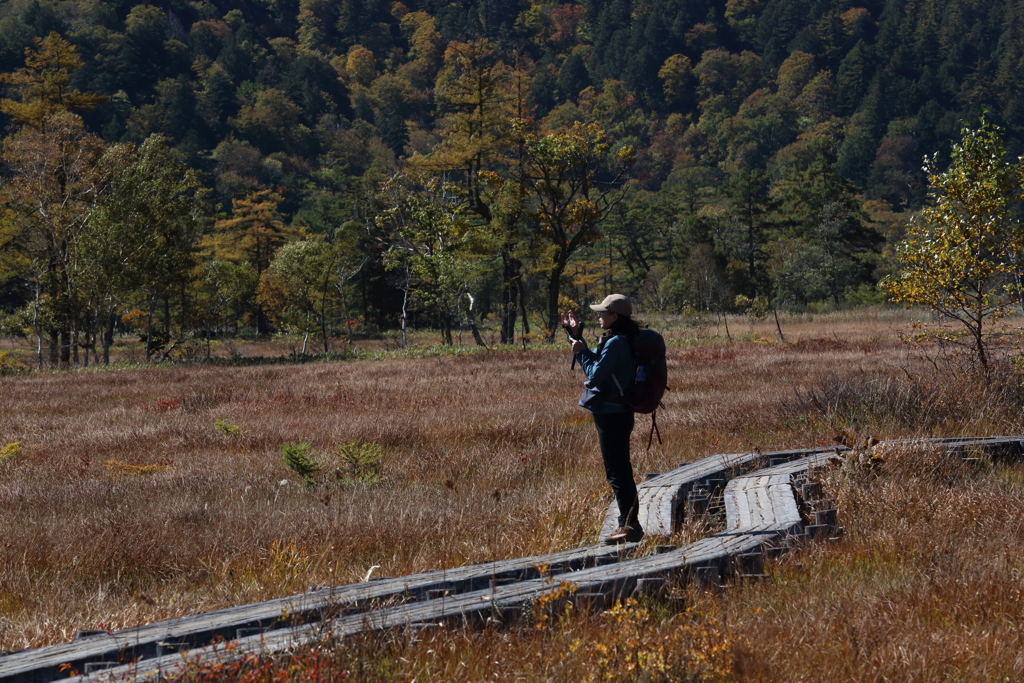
[208,189,294,276]
[0,34,108,367]
[206,188,297,333]
[0,111,107,367]
[415,39,533,344]
[523,121,634,340]
[0,32,106,131]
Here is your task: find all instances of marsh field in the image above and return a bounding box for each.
[4,308,1024,681]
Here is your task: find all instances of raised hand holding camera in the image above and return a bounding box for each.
[560,310,581,339]
[560,310,584,368]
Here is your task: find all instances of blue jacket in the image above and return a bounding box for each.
[575,334,635,414]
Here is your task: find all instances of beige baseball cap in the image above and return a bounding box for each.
[590,294,632,317]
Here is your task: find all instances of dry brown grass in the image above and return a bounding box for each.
[706,445,1024,681]
[3,309,1024,681]
[165,598,738,682]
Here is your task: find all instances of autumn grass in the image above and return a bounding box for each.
[165,598,738,683]
[3,309,1024,680]
[163,444,1024,682]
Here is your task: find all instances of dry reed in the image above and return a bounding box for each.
[2,310,1024,681]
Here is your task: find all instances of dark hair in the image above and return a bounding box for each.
[608,314,641,339]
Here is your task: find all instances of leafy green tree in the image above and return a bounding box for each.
[684,243,731,317]
[836,41,869,116]
[599,180,673,292]
[117,4,175,98]
[775,51,817,100]
[344,46,377,87]
[83,135,208,362]
[777,149,880,304]
[369,73,419,153]
[0,111,107,367]
[377,172,490,347]
[693,49,762,115]
[231,88,310,155]
[769,237,831,306]
[195,259,258,355]
[658,54,694,110]
[257,238,340,353]
[297,0,334,52]
[522,121,634,339]
[837,90,883,186]
[398,11,444,83]
[720,167,774,297]
[556,51,590,101]
[195,63,237,135]
[882,119,1024,373]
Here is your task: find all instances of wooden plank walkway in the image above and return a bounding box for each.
[0,543,636,683]
[7,436,1023,683]
[60,451,844,683]
[876,436,1024,458]
[725,474,801,533]
[600,446,845,536]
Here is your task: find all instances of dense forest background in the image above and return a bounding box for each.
[0,0,1021,364]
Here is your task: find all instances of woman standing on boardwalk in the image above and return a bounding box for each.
[562,294,643,543]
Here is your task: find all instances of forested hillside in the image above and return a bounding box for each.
[0,0,1019,364]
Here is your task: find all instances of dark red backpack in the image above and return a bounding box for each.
[625,329,668,448]
[626,329,667,412]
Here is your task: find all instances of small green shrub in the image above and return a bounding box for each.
[279,439,385,488]
[214,419,244,439]
[0,352,29,376]
[0,441,22,461]
[280,441,322,486]
[331,438,384,485]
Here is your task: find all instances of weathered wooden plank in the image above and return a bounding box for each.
[723,453,839,536]
[752,478,774,528]
[600,446,846,537]
[18,448,823,683]
[875,436,1024,460]
[724,480,747,529]
[67,450,840,683]
[731,485,758,530]
[13,447,864,683]
[0,543,636,683]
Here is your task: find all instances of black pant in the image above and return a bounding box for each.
[593,411,640,530]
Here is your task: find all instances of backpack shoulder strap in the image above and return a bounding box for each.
[611,334,631,396]
[645,408,663,451]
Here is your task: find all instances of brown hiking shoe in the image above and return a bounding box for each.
[603,526,644,544]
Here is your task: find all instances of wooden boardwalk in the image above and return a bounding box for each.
[11,447,834,683]
[0,543,637,683]
[4,435,1022,683]
[58,451,844,682]
[876,435,1024,458]
[599,446,844,537]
